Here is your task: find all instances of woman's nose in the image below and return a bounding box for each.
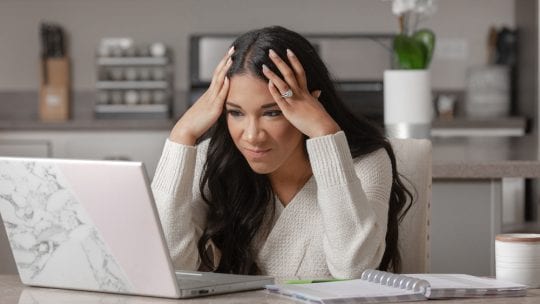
[243,119,265,143]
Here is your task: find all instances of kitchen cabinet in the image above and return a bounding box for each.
[0,131,169,177]
[0,140,51,157]
[431,136,540,276]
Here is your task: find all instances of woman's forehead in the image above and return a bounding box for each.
[226,74,275,109]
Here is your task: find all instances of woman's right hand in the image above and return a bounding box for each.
[169,47,234,146]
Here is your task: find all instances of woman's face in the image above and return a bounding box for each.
[226,73,306,174]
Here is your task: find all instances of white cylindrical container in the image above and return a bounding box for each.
[465,65,510,118]
[124,90,139,105]
[384,70,432,139]
[496,234,540,288]
[150,42,166,57]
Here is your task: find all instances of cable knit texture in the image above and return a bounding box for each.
[151,131,392,279]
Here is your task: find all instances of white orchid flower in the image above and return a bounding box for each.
[391,0,417,16]
[413,0,437,15]
[386,0,437,16]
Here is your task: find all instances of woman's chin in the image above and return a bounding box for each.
[246,161,276,175]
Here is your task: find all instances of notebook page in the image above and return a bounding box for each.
[405,274,527,298]
[267,279,425,302]
[407,274,526,289]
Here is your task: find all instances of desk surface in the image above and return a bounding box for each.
[1,275,539,304]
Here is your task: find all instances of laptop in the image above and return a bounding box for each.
[0,157,273,298]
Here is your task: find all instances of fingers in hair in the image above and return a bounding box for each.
[210,47,234,92]
[216,76,230,103]
[286,49,307,90]
[262,63,292,97]
[268,49,300,91]
[212,57,233,97]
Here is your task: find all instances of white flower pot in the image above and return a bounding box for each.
[384,70,432,139]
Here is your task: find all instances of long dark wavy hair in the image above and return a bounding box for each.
[197,26,413,275]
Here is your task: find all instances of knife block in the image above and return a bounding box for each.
[39,57,70,121]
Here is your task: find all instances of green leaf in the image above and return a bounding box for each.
[393,34,426,69]
[413,29,436,67]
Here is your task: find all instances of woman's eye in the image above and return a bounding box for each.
[264,110,282,117]
[226,110,243,117]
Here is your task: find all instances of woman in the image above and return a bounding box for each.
[152,26,412,279]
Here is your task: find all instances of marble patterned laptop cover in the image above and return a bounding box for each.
[0,158,179,297]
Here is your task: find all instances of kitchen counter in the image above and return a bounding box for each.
[2,124,539,179]
[0,117,526,133]
[432,136,540,179]
[431,117,527,137]
[0,118,175,131]
[2,91,539,178]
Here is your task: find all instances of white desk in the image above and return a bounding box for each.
[1,275,539,304]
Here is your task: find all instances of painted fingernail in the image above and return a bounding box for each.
[228,46,235,55]
[287,49,295,57]
[262,64,269,72]
[269,49,277,58]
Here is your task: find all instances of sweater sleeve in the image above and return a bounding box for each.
[306,131,391,279]
[151,139,209,271]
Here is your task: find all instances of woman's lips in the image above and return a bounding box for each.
[243,147,271,159]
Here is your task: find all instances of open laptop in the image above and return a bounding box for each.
[0,157,273,298]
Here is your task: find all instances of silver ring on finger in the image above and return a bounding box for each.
[281,89,293,99]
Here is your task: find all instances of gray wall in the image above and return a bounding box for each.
[0,0,515,92]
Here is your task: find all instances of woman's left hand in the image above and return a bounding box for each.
[262,49,341,138]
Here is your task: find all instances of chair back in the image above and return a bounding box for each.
[390,138,432,273]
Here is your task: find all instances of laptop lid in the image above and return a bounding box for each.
[0,157,181,298]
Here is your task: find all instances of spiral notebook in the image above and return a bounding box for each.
[266,270,528,303]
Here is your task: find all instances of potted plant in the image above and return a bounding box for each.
[383,0,437,139]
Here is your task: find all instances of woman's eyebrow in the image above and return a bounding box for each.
[261,102,278,109]
[225,102,241,108]
[225,102,278,109]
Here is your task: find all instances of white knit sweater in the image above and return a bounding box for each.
[151,131,392,279]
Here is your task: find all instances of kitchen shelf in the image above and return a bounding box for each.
[431,117,527,137]
[95,104,168,113]
[95,42,174,118]
[96,81,169,90]
[94,104,170,119]
[96,57,169,66]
